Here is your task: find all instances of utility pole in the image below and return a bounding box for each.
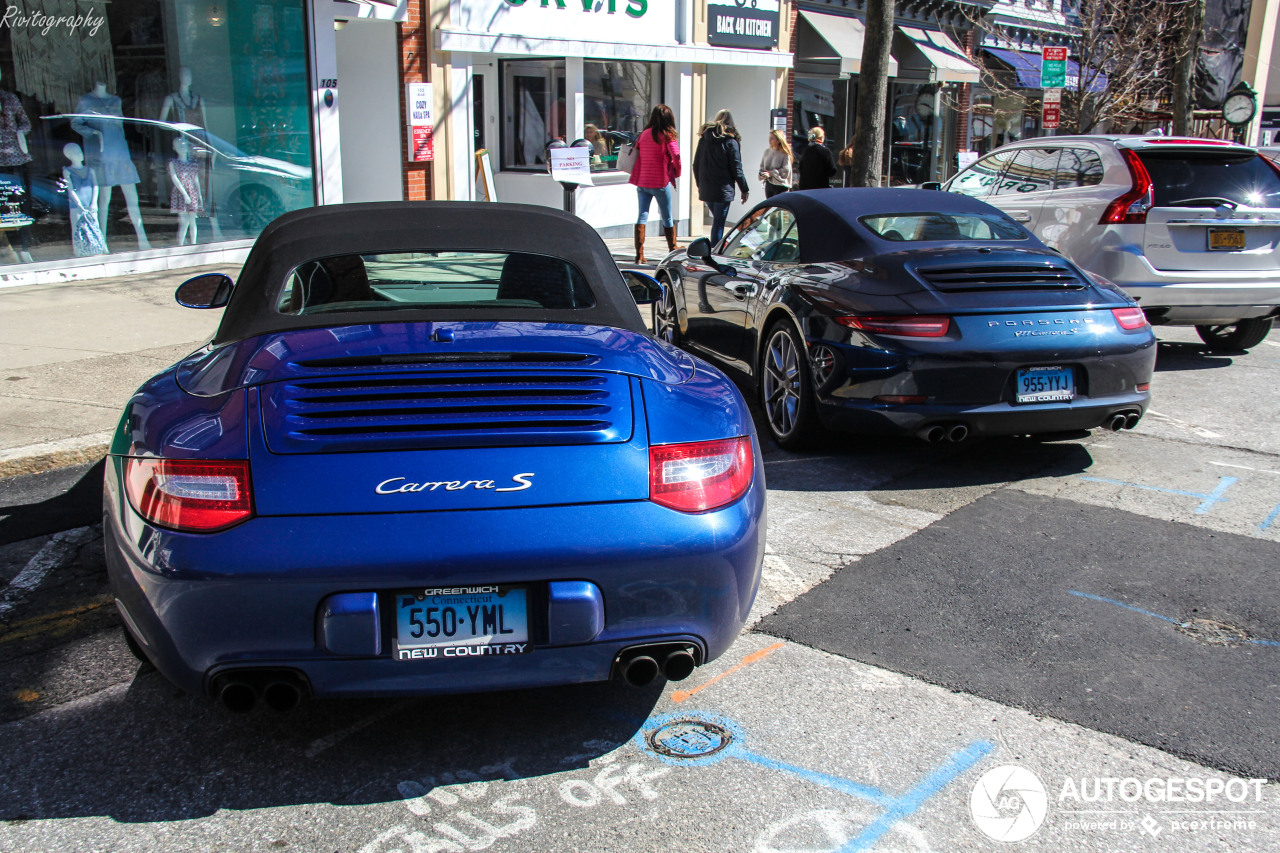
[1172,0,1205,136]
[849,0,895,187]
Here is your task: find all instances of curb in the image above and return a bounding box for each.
[0,434,113,479]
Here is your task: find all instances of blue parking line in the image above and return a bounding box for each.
[1078,476,1237,514]
[1261,504,1280,532]
[736,748,893,806]
[1069,589,1280,648]
[839,741,994,853]
[1067,590,1180,625]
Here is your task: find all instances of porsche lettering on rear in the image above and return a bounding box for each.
[375,473,535,494]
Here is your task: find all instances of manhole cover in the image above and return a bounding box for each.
[646,720,733,759]
[1176,618,1250,647]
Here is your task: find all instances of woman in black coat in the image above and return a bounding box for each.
[796,126,837,190]
[692,109,750,246]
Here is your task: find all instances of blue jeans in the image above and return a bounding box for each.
[707,202,731,246]
[636,185,674,228]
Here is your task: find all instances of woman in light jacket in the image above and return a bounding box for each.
[759,129,792,198]
[629,104,681,264]
[692,109,749,246]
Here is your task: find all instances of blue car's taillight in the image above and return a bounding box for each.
[649,436,753,513]
[124,458,254,532]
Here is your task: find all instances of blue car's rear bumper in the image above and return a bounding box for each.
[104,461,766,699]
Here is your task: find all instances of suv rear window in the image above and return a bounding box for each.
[1135,151,1280,209]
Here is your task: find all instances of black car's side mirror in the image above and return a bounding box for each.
[622,269,663,305]
[919,181,942,191]
[175,273,234,309]
[687,237,713,262]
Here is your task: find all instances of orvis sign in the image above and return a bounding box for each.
[454,0,676,45]
[707,0,780,50]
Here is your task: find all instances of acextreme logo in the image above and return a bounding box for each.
[970,765,1049,842]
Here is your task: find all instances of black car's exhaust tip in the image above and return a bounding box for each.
[621,655,660,687]
[918,425,946,443]
[946,424,969,443]
[1124,412,1141,430]
[662,649,697,682]
[213,677,257,714]
[1106,413,1128,432]
[263,681,303,713]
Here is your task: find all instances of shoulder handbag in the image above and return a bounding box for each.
[616,141,639,175]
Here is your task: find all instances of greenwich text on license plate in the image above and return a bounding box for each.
[1016,366,1074,403]
[394,585,530,661]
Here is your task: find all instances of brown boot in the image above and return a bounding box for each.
[663,225,679,253]
[633,224,646,264]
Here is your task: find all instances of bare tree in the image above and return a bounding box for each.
[967,0,1188,135]
[848,0,895,186]
[1171,0,1204,135]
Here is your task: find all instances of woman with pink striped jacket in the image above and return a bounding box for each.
[628,104,681,264]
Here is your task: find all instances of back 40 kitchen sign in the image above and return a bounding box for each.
[707,0,780,50]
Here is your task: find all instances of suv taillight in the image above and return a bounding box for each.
[1099,149,1155,225]
[650,437,753,513]
[124,458,254,532]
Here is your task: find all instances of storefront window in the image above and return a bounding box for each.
[0,0,313,268]
[889,83,937,186]
[501,59,566,171]
[582,61,659,171]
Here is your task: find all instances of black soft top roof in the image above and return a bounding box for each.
[213,201,643,344]
[755,188,1032,262]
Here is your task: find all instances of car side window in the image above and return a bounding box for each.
[718,212,760,255]
[949,152,1008,198]
[765,222,800,262]
[992,147,1059,197]
[1054,148,1105,189]
[724,208,796,261]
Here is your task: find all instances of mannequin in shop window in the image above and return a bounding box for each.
[169,138,204,246]
[158,67,207,129]
[0,68,35,263]
[72,82,151,250]
[61,143,107,258]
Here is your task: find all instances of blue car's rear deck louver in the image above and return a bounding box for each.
[261,370,633,453]
[916,264,1086,292]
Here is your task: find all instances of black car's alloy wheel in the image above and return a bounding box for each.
[1195,318,1274,352]
[653,277,680,344]
[761,322,820,449]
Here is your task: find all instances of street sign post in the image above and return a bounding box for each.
[1041,47,1067,89]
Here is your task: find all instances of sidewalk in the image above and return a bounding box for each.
[0,236,679,478]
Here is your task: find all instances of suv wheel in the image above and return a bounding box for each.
[1195,318,1274,352]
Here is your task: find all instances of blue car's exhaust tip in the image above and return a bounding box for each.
[211,669,310,713]
[615,643,702,686]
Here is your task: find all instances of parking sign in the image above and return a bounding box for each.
[1042,47,1067,89]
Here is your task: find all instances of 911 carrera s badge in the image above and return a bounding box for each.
[375,473,534,494]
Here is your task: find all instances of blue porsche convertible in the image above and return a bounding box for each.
[104,202,766,712]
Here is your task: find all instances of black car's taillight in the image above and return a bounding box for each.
[124,458,254,532]
[837,315,951,337]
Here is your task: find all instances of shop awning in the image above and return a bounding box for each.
[435,29,793,67]
[981,48,1109,93]
[332,0,407,22]
[794,11,898,78]
[893,26,980,83]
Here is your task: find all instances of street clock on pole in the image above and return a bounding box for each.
[1222,82,1258,127]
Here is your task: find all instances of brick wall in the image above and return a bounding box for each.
[399,0,432,200]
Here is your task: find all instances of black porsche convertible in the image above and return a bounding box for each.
[653,188,1157,449]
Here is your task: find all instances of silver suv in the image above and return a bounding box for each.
[936,136,1280,351]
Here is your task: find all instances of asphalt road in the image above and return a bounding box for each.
[2,326,1280,852]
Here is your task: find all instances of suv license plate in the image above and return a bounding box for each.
[393,585,531,661]
[1016,366,1075,403]
[1208,228,1246,251]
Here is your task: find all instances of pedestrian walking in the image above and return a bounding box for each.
[629,104,681,264]
[758,129,792,198]
[796,126,836,190]
[693,109,749,246]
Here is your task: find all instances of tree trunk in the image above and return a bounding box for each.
[849,0,895,187]
[1172,0,1204,135]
